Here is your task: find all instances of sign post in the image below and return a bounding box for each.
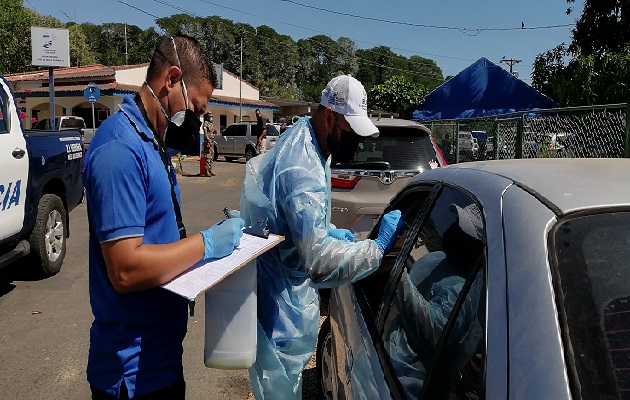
[31,27,70,131]
[84,83,101,136]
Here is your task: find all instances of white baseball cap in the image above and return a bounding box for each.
[320,75,379,138]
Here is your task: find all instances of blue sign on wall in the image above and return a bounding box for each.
[84,82,101,104]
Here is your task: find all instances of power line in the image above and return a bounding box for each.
[189,0,474,62]
[143,0,446,78]
[281,0,574,34]
[116,0,160,19]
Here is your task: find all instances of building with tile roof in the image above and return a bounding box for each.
[5,63,278,131]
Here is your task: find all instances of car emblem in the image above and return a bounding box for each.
[379,171,395,184]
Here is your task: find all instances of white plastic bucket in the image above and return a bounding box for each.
[204,260,257,369]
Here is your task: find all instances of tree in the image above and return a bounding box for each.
[0,0,35,74]
[68,24,98,67]
[532,1,630,105]
[368,75,428,116]
[566,0,630,58]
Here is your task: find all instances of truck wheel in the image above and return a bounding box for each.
[29,194,67,276]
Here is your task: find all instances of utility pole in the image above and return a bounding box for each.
[500,58,522,75]
[239,36,243,122]
[124,0,129,64]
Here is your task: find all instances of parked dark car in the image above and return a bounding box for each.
[317,158,630,400]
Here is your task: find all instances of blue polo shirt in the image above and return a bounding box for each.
[83,96,188,398]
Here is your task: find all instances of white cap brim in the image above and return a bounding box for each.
[345,115,380,138]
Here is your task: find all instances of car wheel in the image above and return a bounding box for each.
[245,146,256,162]
[213,145,218,161]
[29,194,67,276]
[316,317,334,400]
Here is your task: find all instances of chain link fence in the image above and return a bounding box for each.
[425,104,630,164]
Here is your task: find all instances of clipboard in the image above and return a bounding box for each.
[162,233,284,300]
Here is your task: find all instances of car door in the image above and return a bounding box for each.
[333,183,489,400]
[0,78,29,241]
[217,124,236,155]
[231,124,248,155]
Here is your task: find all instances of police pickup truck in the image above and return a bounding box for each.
[0,76,84,276]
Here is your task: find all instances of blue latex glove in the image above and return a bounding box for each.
[200,218,245,259]
[374,210,405,255]
[328,227,355,242]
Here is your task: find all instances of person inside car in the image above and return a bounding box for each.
[386,203,485,398]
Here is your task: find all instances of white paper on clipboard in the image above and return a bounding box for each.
[161,233,283,300]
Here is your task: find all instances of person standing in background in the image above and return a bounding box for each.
[202,111,215,176]
[255,109,267,154]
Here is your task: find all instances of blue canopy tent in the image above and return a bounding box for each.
[407,57,560,120]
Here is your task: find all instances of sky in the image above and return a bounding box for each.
[24,0,583,84]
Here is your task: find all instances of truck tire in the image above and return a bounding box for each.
[29,194,67,276]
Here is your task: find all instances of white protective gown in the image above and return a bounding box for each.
[240,117,383,399]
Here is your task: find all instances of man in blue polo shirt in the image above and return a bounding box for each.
[83,35,245,399]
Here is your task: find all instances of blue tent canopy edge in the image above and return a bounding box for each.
[407,57,560,120]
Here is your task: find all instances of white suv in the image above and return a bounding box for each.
[214,122,279,161]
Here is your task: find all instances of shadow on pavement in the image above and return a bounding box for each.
[0,257,51,298]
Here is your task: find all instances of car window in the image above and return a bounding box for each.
[0,87,8,133]
[234,124,247,137]
[551,212,630,399]
[352,186,436,316]
[59,118,85,129]
[222,125,238,137]
[33,119,48,130]
[335,127,436,170]
[379,186,487,399]
[266,124,279,136]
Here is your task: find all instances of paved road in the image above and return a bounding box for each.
[0,159,254,400]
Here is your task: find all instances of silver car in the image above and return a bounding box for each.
[317,158,630,400]
[330,118,446,240]
[214,122,279,161]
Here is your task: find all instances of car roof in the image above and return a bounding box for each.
[370,117,431,134]
[412,159,630,215]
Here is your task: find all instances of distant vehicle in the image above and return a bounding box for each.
[330,118,446,240]
[0,76,84,276]
[317,158,630,400]
[33,116,96,149]
[472,130,493,159]
[457,131,478,160]
[214,121,279,161]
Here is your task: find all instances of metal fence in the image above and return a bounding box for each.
[425,104,630,164]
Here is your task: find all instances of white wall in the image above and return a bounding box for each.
[115,66,148,85]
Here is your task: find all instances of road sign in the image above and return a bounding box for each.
[84,83,101,104]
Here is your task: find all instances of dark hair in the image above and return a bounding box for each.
[146,35,217,88]
[255,109,260,113]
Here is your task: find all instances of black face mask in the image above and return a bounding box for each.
[328,130,360,164]
[164,109,202,156]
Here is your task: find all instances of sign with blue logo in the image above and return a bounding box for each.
[84,83,100,104]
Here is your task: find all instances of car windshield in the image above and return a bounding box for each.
[551,211,630,399]
[333,127,435,170]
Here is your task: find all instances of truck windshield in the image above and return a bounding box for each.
[551,211,630,399]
